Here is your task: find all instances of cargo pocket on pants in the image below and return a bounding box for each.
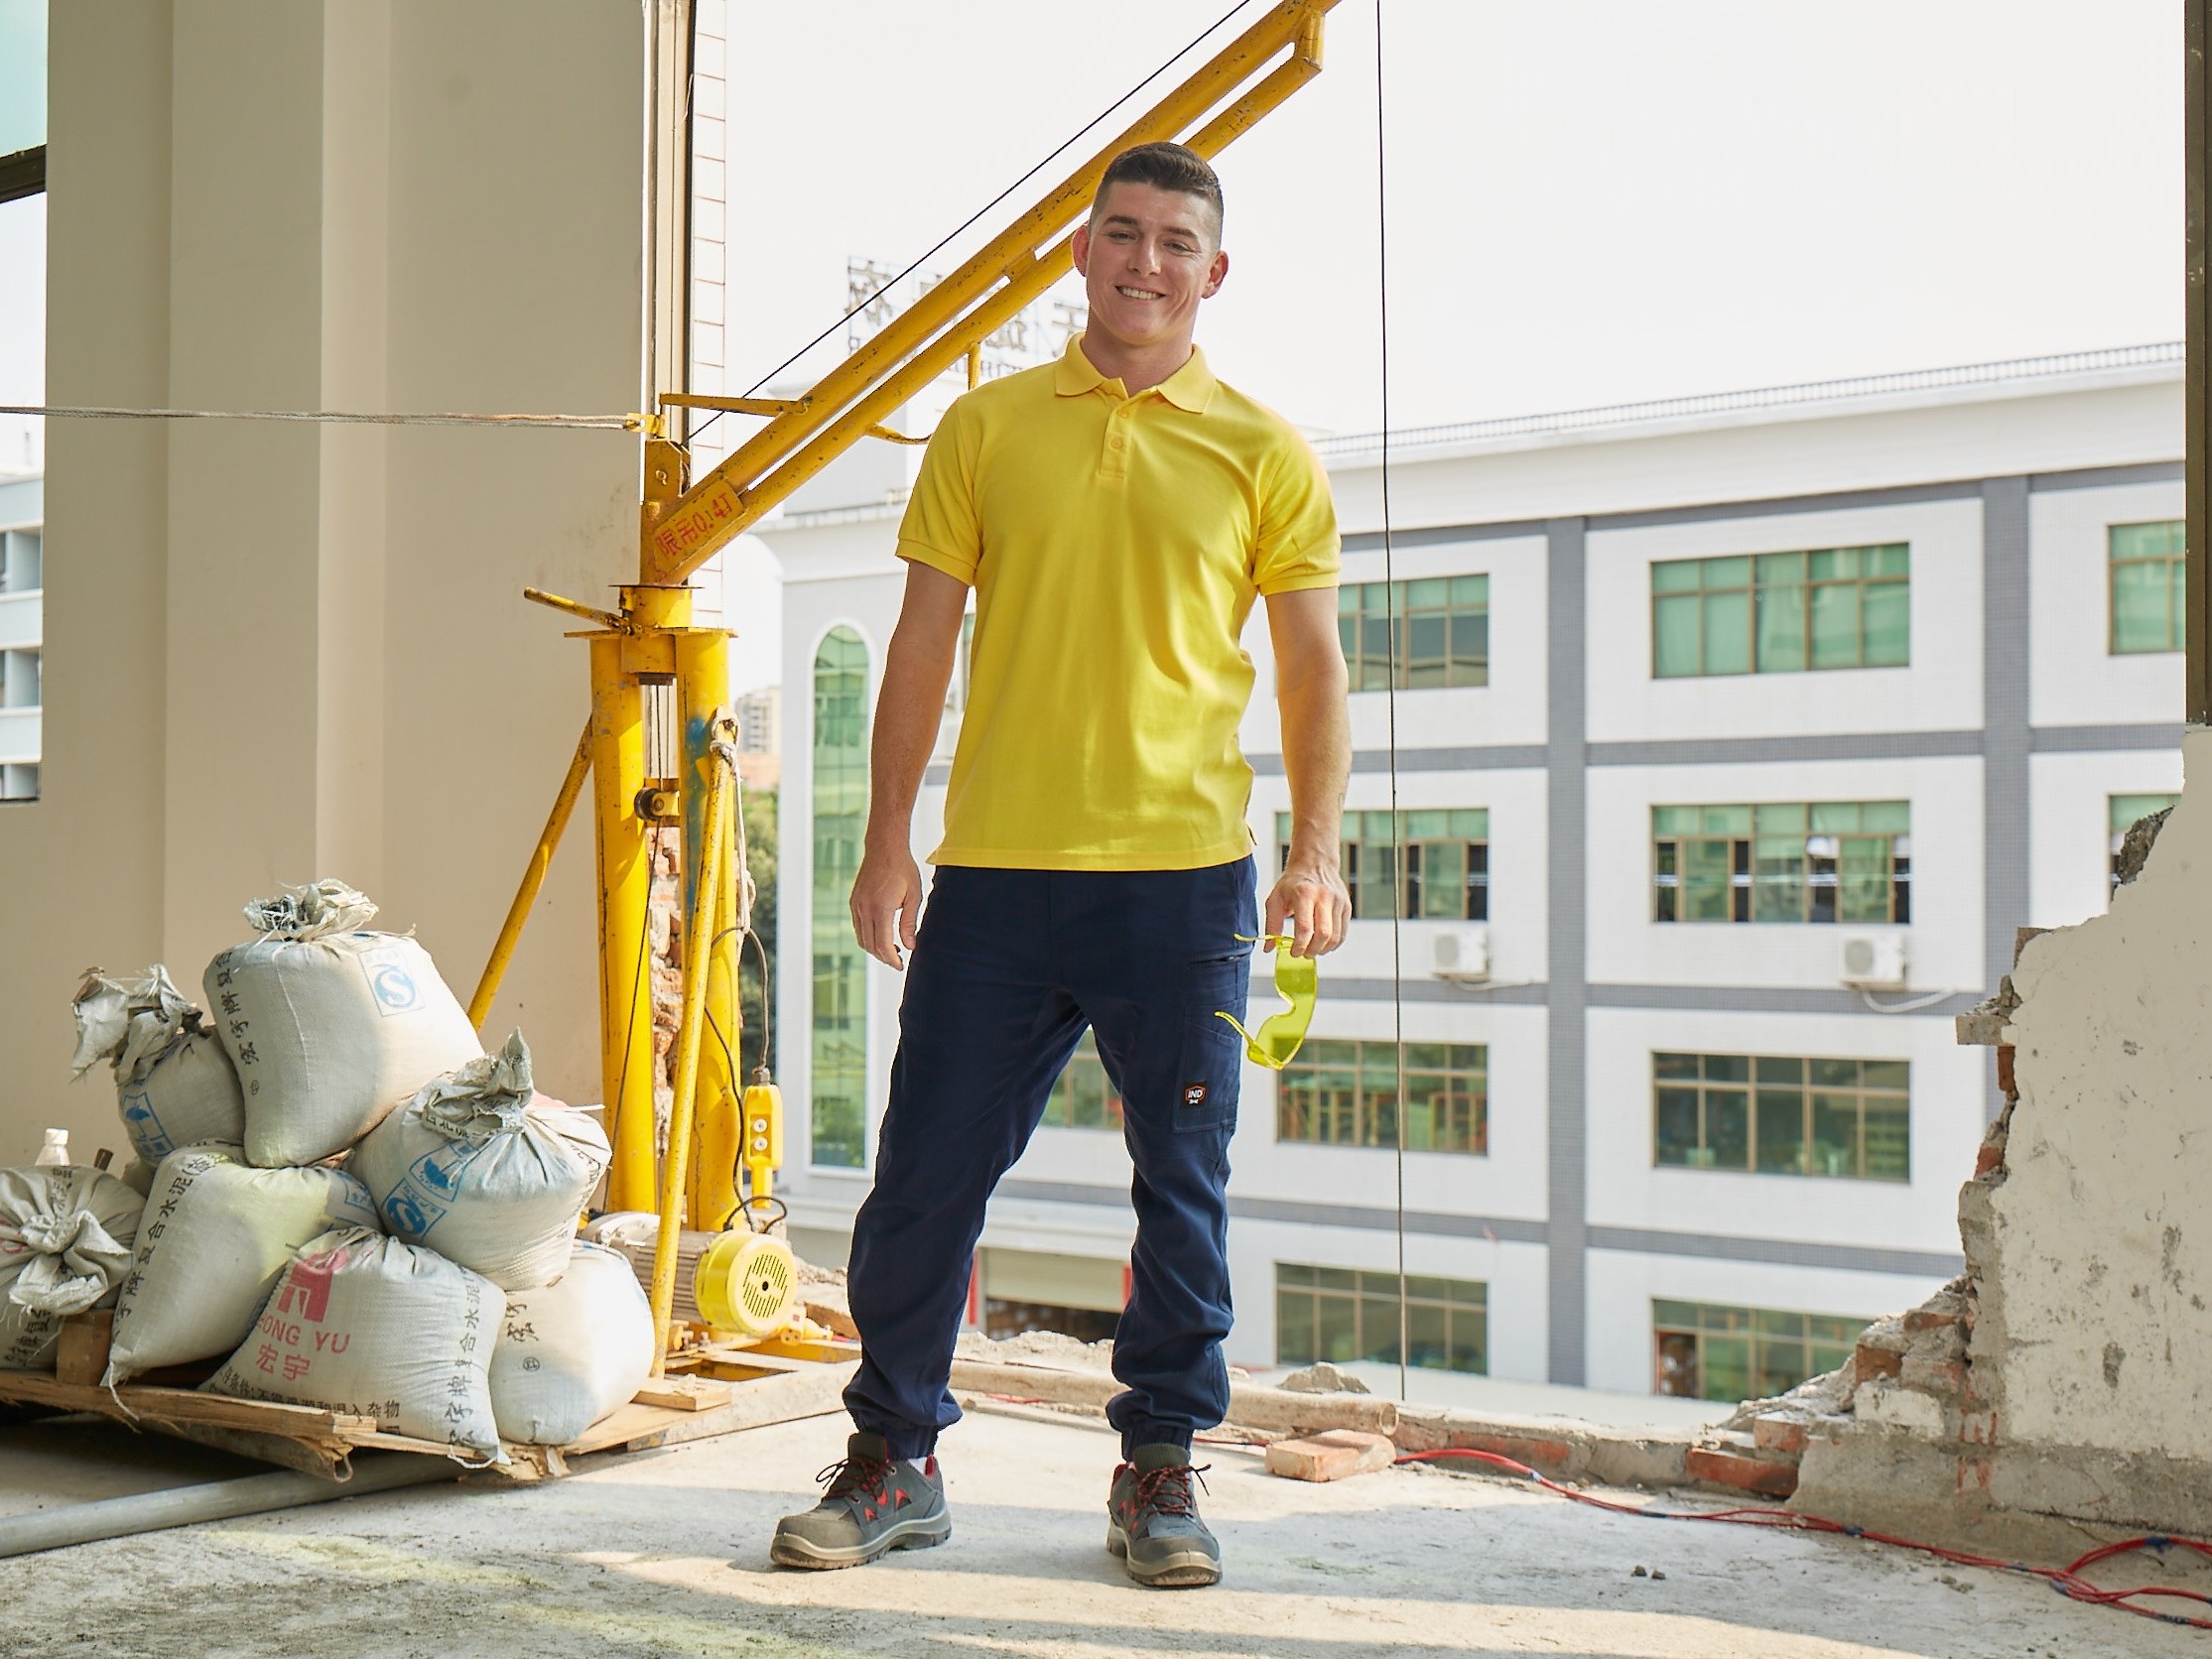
[1174,956,1247,1133]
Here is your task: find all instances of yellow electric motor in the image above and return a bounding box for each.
[694,1228,799,1340]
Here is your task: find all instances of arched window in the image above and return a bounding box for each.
[810,627,869,1168]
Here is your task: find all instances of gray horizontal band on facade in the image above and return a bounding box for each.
[2030,722,2188,753]
[2024,459,2183,493]
[1587,1225,1964,1279]
[996,1179,1957,1274]
[1593,478,1984,532]
[1342,519,1549,554]
[1586,729,1984,767]
[1322,978,1977,1016]
[1333,460,2181,550]
[1250,745,1548,776]
[1251,723,2181,779]
[1326,976,1551,1005]
[924,763,951,786]
[993,1177,1544,1246]
[1589,982,1982,1017]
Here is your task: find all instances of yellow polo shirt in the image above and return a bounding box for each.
[897,336,1339,871]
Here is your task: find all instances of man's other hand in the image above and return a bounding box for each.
[851,842,924,970]
[1263,855,1350,958]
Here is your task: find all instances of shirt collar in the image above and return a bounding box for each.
[1053,335,1218,414]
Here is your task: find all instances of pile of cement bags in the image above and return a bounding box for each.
[5,879,654,1463]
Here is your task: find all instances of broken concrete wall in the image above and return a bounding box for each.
[1789,725,2212,1538]
[1978,727,2212,1463]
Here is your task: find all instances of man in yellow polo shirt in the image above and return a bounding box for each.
[773,142,1351,1589]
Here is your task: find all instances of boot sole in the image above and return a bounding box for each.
[1106,1521,1221,1589]
[771,1512,951,1570]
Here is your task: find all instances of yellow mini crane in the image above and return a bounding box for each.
[465,0,1345,1370]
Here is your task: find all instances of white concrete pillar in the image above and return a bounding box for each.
[2,0,643,1160]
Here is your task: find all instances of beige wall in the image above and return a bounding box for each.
[3,0,642,1163]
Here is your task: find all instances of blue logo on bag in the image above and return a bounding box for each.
[120,1089,174,1159]
[357,947,424,1018]
[381,1143,477,1239]
[372,966,418,1011]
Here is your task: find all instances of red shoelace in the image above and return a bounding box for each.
[1128,1462,1211,1518]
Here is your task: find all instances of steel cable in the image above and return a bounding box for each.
[692,0,1272,442]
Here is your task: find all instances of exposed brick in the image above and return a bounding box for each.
[1975,1141,2006,1176]
[1438,1430,1578,1476]
[1900,1356,1966,1395]
[1264,1430,1395,1483]
[1751,1414,1808,1458]
[1996,1044,2016,1096]
[1855,1342,1903,1384]
[1686,1447,1798,1498]
[1903,1306,1963,1335]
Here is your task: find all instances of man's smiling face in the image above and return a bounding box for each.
[1072,181,1229,359]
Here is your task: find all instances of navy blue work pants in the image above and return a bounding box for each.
[843,858,1256,1462]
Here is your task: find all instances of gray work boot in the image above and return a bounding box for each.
[1106,1444,1220,1588]
[770,1431,951,1569]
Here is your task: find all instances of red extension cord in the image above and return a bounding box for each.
[1395,1447,2212,1631]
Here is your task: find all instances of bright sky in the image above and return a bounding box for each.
[724,0,2181,438]
[0,2,2182,675]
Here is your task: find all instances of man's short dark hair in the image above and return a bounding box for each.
[1092,142,1224,239]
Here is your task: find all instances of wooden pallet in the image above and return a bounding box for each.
[0,1332,860,1482]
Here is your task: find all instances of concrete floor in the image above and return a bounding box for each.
[3,1407,2202,1658]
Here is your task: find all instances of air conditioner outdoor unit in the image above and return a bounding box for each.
[1431,925,1491,983]
[1838,934,1908,990]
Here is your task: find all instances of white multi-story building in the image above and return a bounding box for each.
[756,343,2185,1403]
[0,472,40,803]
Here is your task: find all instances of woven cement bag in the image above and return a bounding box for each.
[488,1242,654,1445]
[0,1167,144,1370]
[71,966,246,1164]
[349,1031,608,1292]
[203,880,482,1168]
[204,1225,506,1462]
[105,1144,382,1384]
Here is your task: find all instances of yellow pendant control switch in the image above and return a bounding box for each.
[741,1074,784,1211]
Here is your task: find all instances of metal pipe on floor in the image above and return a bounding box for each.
[0,1454,459,1560]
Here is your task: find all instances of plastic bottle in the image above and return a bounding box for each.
[33,1128,68,1167]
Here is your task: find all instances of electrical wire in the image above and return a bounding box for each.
[744,926,774,1073]
[0,404,640,430]
[1859,986,1961,1014]
[1396,1447,2212,1632]
[691,0,1269,443]
[1371,0,1409,1410]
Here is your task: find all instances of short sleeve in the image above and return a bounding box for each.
[1251,430,1341,596]
[895,396,982,587]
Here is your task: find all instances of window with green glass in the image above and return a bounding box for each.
[1651,545,1909,678]
[2109,521,2185,655]
[1652,802,1909,925]
[1277,1263,1487,1374]
[1276,1038,1486,1154]
[1339,575,1489,691]
[1653,1053,1909,1181]
[810,627,869,1169]
[1041,1032,1124,1130]
[1279,809,1488,921]
[2110,792,2179,890]
[1653,1300,1864,1401]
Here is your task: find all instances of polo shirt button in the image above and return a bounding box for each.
[1110,437,1125,449]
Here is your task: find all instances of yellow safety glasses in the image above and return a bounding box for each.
[1217,934,1318,1071]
